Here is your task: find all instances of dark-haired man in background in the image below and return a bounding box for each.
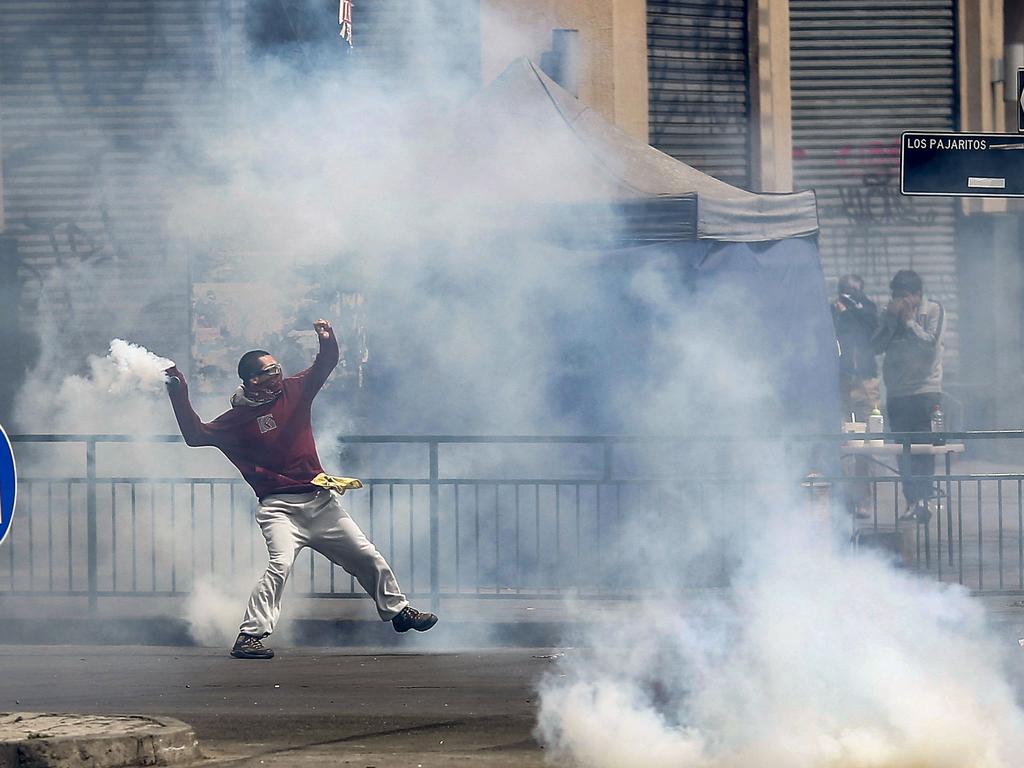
[164,319,437,660]
[873,270,944,522]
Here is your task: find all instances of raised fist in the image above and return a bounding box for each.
[313,319,333,339]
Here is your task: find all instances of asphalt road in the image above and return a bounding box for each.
[0,646,562,767]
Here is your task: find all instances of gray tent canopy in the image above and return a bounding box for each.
[458,58,818,243]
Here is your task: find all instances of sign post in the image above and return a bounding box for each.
[901,132,1024,197]
[0,424,15,547]
[1018,68,1024,133]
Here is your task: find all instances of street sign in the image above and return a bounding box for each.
[1018,68,1024,132]
[900,132,1024,197]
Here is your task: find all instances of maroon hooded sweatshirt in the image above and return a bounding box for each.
[165,332,339,500]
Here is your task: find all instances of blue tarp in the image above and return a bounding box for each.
[553,236,840,438]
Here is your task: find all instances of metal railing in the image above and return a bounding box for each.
[4,432,1024,612]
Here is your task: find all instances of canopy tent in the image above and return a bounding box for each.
[455,58,819,243]
[457,59,836,438]
[369,59,840,443]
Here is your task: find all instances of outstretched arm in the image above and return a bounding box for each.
[296,319,340,397]
[164,366,222,447]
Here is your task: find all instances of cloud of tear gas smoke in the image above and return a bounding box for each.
[186,576,254,648]
[535,485,1024,768]
[15,338,176,434]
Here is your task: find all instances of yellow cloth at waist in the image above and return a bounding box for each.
[311,473,364,494]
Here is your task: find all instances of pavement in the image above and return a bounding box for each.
[2,596,1024,768]
[0,645,562,767]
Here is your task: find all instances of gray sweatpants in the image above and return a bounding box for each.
[239,489,408,637]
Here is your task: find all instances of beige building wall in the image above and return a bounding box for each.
[749,0,793,193]
[479,0,649,142]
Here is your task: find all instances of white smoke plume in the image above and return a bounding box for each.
[15,338,176,434]
[536,511,1024,768]
[186,576,253,648]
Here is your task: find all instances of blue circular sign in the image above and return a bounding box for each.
[0,423,15,546]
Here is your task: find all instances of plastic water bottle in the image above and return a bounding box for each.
[868,406,884,434]
[868,406,884,446]
[930,404,944,444]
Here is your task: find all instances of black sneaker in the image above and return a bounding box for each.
[392,606,438,633]
[230,632,274,659]
[899,502,932,524]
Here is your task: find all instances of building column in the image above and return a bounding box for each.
[611,0,649,143]
[959,0,1005,215]
[749,0,792,193]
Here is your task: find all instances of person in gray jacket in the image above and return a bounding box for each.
[872,269,944,521]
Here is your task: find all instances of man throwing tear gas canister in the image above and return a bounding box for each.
[164,319,437,659]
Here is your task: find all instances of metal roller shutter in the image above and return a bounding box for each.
[647,0,751,189]
[790,0,958,371]
[0,0,246,364]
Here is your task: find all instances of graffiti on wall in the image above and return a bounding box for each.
[808,139,944,295]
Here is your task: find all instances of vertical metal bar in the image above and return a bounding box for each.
[893,479,900,529]
[429,442,439,610]
[901,439,911,520]
[957,479,963,585]
[170,483,177,593]
[914,516,921,569]
[8,493,15,588]
[514,484,521,593]
[409,484,415,594]
[474,484,480,594]
[871,476,878,529]
[110,483,116,592]
[131,484,137,592]
[945,449,954,566]
[454,484,461,594]
[27,481,34,591]
[998,479,1005,590]
[1018,479,1023,590]
[151,485,157,590]
[615,483,622,541]
[249,493,255,567]
[535,484,541,591]
[67,483,73,592]
[209,484,215,571]
[388,484,395,564]
[86,439,98,611]
[494,485,500,593]
[575,483,581,587]
[229,484,236,575]
[369,482,375,540]
[47,482,54,591]
[935,479,942,581]
[190,482,196,585]
[977,481,983,591]
[555,484,562,590]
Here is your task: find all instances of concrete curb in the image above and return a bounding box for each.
[0,713,199,768]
